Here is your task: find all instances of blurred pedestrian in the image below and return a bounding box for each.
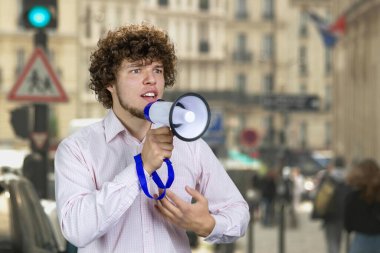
[291,166,304,213]
[312,156,349,253]
[260,170,277,227]
[286,166,304,228]
[344,159,380,253]
[54,23,249,253]
[22,152,47,198]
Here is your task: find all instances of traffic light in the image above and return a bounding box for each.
[10,105,31,139]
[21,0,58,29]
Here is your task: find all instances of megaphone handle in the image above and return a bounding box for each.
[134,154,175,200]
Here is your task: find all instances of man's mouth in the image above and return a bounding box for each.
[141,92,158,102]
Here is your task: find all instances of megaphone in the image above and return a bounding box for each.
[138,93,211,200]
[143,92,211,141]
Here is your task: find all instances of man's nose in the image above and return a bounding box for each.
[143,70,157,85]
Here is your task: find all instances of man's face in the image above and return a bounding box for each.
[107,59,165,119]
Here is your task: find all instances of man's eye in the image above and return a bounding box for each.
[154,68,163,74]
[131,69,140,73]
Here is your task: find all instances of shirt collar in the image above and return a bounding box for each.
[104,109,127,143]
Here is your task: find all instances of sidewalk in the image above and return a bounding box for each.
[193,201,327,253]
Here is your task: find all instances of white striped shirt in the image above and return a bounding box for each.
[55,110,249,253]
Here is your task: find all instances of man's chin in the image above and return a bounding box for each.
[126,108,145,120]
[118,102,147,120]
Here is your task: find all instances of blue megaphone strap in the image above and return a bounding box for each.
[134,154,174,200]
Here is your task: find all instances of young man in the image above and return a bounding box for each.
[55,23,249,253]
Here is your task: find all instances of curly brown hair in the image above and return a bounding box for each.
[346,159,380,203]
[89,23,177,108]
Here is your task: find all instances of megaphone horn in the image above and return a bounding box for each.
[144,92,211,142]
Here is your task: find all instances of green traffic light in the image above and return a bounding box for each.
[27,6,51,28]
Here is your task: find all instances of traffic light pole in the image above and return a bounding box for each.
[17,0,58,199]
[27,29,50,199]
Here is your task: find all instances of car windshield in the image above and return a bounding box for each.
[0,177,58,253]
[17,181,58,251]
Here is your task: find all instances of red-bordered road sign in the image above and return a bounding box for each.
[240,128,259,147]
[8,47,68,103]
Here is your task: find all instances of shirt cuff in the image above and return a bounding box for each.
[203,214,227,243]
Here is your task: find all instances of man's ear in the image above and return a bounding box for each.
[106,84,114,93]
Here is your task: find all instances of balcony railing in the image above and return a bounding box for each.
[164,90,320,112]
[233,51,253,63]
[235,11,249,20]
[164,90,257,105]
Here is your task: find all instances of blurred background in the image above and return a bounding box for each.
[0,0,375,253]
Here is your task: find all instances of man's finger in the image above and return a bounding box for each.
[151,127,173,135]
[185,186,205,203]
[159,143,174,151]
[155,198,176,220]
[165,190,189,210]
[154,134,173,143]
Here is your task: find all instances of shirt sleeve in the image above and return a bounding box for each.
[195,140,250,243]
[54,138,141,247]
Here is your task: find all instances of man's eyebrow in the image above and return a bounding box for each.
[125,62,163,68]
[126,63,143,68]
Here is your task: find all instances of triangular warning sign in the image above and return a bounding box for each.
[8,47,68,103]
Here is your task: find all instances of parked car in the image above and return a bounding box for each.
[0,169,59,253]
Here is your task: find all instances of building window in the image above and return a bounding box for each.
[299,46,308,76]
[233,33,252,62]
[262,0,274,20]
[199,0,209,11]
[236,33,247,51]
[15,48,25,77]
[158,0,168,7]
[325,48,332,75]
[199,40,209,53]
[325,121,332,148]
[235,0,248,19]
[325,84,332,110]
[236,73,246,94]
[300,121,308,148]
[263,73,274,93]
[262,34,274,60]
[199,22,209,53]
[299,11,308,37]
[263,115,275,145]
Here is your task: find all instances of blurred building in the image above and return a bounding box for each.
[0,0,334,157]
[332,0,380,163]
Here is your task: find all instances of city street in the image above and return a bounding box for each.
[2,1,379,252]
[193,202,332,253]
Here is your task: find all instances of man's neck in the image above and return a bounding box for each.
[112,108,151,142]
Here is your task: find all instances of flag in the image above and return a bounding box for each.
[308,11,346,48]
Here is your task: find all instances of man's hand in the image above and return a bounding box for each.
[154,186,216,237]
[141,127,173,175]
